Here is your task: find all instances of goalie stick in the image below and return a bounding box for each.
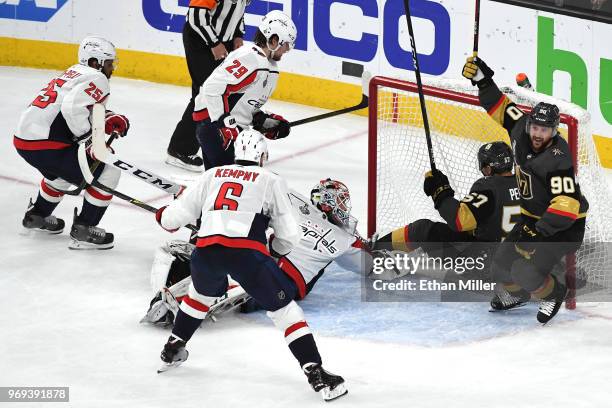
[287,71,371,128]
[402,0,437,171]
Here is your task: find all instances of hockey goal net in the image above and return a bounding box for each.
[367,75,612,308]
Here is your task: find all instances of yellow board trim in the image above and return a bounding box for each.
[2,36,612,167]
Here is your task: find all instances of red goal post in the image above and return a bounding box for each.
[367,75,580,308]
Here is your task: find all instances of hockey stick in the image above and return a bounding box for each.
[288,71,371,128]
[473,0,481,57]
[89,179,198,233]
[89,109,185,196]
[402,0,436,171]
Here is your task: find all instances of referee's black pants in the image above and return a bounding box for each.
[167,23,234,156]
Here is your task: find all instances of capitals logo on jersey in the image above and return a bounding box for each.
[301,220,339,255]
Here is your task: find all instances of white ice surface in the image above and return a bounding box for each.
[1,67,612,408]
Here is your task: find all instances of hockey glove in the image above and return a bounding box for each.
[423,169,454,209]
[105,111,130,137]
[214,114,239,150]
[514,222,541,259]
[252,111,291,140]
[155,206,179,233]
[462,57,494,87]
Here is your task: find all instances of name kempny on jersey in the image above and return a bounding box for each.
[300,220,338,255]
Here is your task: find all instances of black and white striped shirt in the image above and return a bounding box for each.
[187,0,247,47]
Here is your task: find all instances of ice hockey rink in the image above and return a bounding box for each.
[1,66,612,407]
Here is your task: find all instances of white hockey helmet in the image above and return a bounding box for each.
[234,128,269,165]
[78,36,116,68]
[259,10,297,51]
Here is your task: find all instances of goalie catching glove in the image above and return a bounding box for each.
[423,169,454,209]
[105,110,130,137]
[252,111,290,140]
[462,57,494,88]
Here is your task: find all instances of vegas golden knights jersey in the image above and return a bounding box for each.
[437,175,521,241]
[476,79,588,236]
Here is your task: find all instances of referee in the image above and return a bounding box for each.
[166,0,248,172]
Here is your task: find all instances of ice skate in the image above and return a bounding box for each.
[68,208,114,250]
[158,335,189,373]
[303,363,348,402]
[22,199,65,234]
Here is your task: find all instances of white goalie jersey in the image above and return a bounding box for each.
[15,64,109,148]
[192,45,278,126]
[277,191,368,299]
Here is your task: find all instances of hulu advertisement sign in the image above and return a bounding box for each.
[535,15,611,134]
[537,16,611,126]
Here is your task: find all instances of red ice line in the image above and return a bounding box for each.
[0,130,367,212]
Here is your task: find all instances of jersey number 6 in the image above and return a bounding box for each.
[214,182,244,210]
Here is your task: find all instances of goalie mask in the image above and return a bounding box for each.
[310,178,356,231]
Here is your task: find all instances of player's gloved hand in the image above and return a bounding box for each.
[155,206,179,233]
[423,169,454,209]
[514,222,541,259]
[462,57,494,87]
[105,111,130,137]
[252,111,291,140]
[214,114,239,150]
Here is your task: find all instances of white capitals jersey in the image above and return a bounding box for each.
[276,191,367,299]
[160,164,299,256]
[192,45,278,126]
[15,64,109,148]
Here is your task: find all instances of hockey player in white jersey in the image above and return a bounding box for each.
[192,10,296,169]
[13,36,129,249]
[154,129,347,401]
[142,178,370,323]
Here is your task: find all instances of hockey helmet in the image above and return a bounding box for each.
[234,128,269,165]
[310,178,354,229]
[78,36,116,68]
[259,10,297,51]
[526,102,560,132]
[477,141,514,174]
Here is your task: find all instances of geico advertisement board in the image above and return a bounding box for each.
[0,0,610,137]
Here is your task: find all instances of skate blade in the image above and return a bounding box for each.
[320,384,348,402]
[157,358,186,374]
[20,226,64,235]
[68,239,114,250]
[488,302,527,312]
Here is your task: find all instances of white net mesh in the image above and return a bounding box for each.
[371,76,612,297]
